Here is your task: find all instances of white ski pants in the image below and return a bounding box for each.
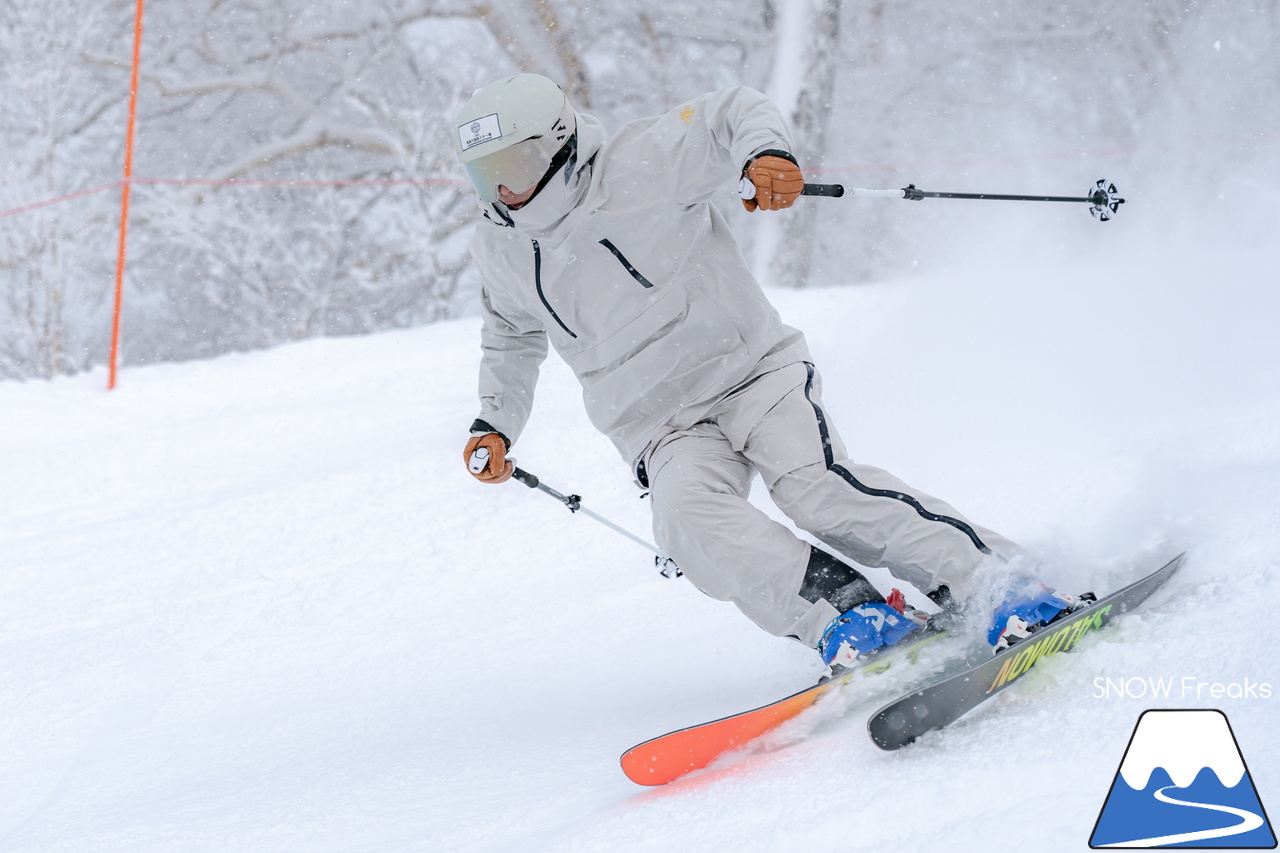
[646,362,1022,648]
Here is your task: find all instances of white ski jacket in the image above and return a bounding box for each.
[470,86,811,478]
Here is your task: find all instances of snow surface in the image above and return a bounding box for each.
[3,181,1280,851]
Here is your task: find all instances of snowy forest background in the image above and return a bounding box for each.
[3,0,1278,381]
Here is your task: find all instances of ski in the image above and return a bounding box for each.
[620,626,957,786]
[867,552,1186,750]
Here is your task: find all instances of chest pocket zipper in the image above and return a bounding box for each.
[532,240,577,339]
[598,238,655,288]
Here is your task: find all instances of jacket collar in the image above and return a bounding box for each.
[493,110,605,247]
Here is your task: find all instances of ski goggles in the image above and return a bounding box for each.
[463,135,560,203]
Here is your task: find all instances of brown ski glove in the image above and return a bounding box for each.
[741,151,804,212]
[464,432,513,484]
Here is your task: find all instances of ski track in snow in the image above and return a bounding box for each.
[2,180,1279,851]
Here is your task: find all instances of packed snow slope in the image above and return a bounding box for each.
[3,181,1279,852]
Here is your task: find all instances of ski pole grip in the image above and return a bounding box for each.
[800,183,845,198]
[512,467,539,489]
[468,447,489,474]
[738,179,846,200]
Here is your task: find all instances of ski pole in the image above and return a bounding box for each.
[477,454,681,578]
[739,177,1125,221]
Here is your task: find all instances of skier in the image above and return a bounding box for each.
[455,74,1081,673]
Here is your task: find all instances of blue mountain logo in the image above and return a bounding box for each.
[1091,709,1276,848]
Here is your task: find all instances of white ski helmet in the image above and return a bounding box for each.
[454,73,577,203]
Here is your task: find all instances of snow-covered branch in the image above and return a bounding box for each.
[2,0,1274,380]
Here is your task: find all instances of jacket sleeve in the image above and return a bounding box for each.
[474,269,549,448]
[696,85,796,175]
[610,86,796,206]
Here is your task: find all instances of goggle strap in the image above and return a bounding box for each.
[524,132,579,204]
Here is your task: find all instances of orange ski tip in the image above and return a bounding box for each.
[620,683,835,786]
[620,628,953,785]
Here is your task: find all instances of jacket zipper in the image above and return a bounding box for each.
[598,238,655,288]
[532,240,577,338]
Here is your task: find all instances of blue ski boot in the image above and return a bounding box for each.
[818,589,930,675]
[988,585,1095,652]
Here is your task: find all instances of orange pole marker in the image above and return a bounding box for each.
[108,0,146,390]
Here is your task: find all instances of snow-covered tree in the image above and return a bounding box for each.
[1,0,1276,380]
[757,0,841,289]
[0,0,127,379]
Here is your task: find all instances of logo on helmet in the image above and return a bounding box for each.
[459,113,502,152]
